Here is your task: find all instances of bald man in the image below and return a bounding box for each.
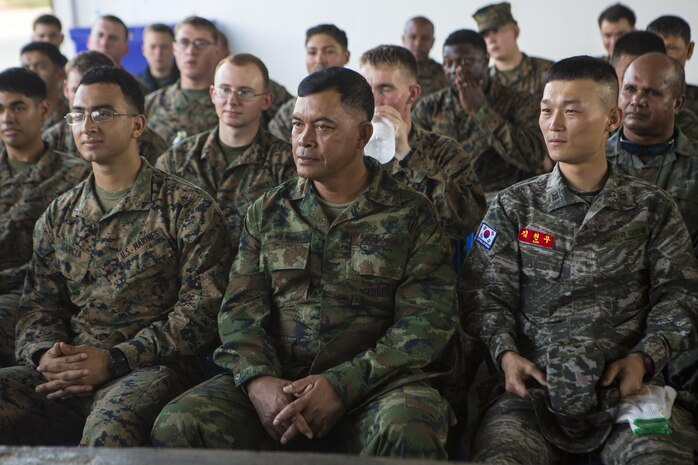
[402,17,448,98]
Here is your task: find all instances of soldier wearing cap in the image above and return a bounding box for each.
[473,2,553,98]
[462,56,698,464]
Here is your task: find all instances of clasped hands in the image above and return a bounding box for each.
[247,374,346,445]
[35,341,111,400]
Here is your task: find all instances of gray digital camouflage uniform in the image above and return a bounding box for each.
[0,143,90,366]
[417,58,448,99]
[144,79,218,145]
[151,157,458,458]
[675,107,698,140]
[412,81,547,199]
[268,97,296,143]
[489,53,553,99]
[155,125,296,252]
[0,160,232,446]
[42,119,168,165]
[387,125,486,239]
[462,164,698,464]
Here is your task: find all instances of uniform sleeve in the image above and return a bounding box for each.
[460,195,522,368]
[114,195,233,368]
[633,197,698,372]
[403,136,486,239]
[411,98,435,132]
[16,209,74,366]
[0,264,29,294]
[468,97,546,174]
[154,147,175,173]
[214,201,283,384]
[268,101,294,143]
[322,203,458,409]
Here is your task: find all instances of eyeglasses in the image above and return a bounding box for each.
[175,38,214,50]
[64,109,137,125]
[213,87,267,101]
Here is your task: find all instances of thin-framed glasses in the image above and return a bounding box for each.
[213,87,267,101]
[175,38,213,50]
[64,109,138,125]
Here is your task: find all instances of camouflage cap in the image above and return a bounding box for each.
[529,336,620,454]
[472,2,516,33]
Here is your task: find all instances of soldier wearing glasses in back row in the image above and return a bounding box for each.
[145,16,221,146]
[156,54,296,253]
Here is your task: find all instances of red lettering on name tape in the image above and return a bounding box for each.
[518,228,554,248]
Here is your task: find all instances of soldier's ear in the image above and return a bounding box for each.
[357,120,373,150]
[131,114,146,140]
[406,84,421,106]
[606,106,623,133]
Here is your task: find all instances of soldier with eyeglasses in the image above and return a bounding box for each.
[144,16,221,145]
[0,66,231,446]
[156,54,295,254]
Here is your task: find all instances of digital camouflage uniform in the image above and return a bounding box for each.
[0,160,232,446]
[262,79,294,130]
[151,157,458,458]
[675,107,698,140]
[144,79,218,145]
[387,125,486,239]
[0,143,90,366]
[155,125,296,252]
[42,119,168,166]
[607,127,698,405]
[269,97,296,143]
[417,58,448,99]
[489,53,554,99]
[684,83,698,116]
[412,82,547,200]
[462,164,698,464]
[41,98,69,133]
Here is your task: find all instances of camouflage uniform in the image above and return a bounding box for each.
[0,143,90,366]
[387,125,486,239]
[269,97,296,143]
[684,83,698,116]
[417,58,448,99]
[144,79,218,145]
[262,79,294,130]
[675,107,698,140]
[41,98,69,133]
[462,164,698,464]
[412,82,547,199]
[42,120,168,166]
[0,160,232,445]
[489,53,554,98]
[152,157,458,458]
[155,125,296,252]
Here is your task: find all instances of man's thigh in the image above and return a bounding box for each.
[81,365,186,446]
[337,382,453,459]
[0,290,21,367]
[0,365,86,445]
[471,394,562,465]
[602,400,697,465]
[151,372,278,449]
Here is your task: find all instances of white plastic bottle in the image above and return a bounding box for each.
[364,117,396,164]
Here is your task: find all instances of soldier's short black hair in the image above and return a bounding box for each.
[0,67,47,100]
[598,3,636,28]
[66,51,116,75]
[611,31,666,65]
[144,23,175,40]
[443,29,487,55]
[33,13,62,31]
[20,41,68,68]
[80,66,144,114]
[297,67,373,122]
[305,24,348,50]
[647,16,692,44]
[95,15,129,41]
[544,56,619,106]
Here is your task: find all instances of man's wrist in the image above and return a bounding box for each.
[107,348,131,379]
[636,351,655,380]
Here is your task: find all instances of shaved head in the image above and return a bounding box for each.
[624,52,685,98]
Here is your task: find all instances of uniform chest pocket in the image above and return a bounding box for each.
[262,240,310,305]
[108,232,177,283]
[520,244,564,281]
[55,246,89,283]
[350,235,405,279]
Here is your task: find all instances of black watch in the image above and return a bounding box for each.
[107,348,131,379]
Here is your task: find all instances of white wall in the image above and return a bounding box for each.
[48,0,698,91]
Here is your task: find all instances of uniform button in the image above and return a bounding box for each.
[235,374,241,380]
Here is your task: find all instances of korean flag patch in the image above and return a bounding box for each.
[476,222,498,250]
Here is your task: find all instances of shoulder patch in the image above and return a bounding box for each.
[476,222,498,250]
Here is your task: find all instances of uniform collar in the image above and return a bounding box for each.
[543,163,635,213]
[73,158,153,222]
[0,141,57,181]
